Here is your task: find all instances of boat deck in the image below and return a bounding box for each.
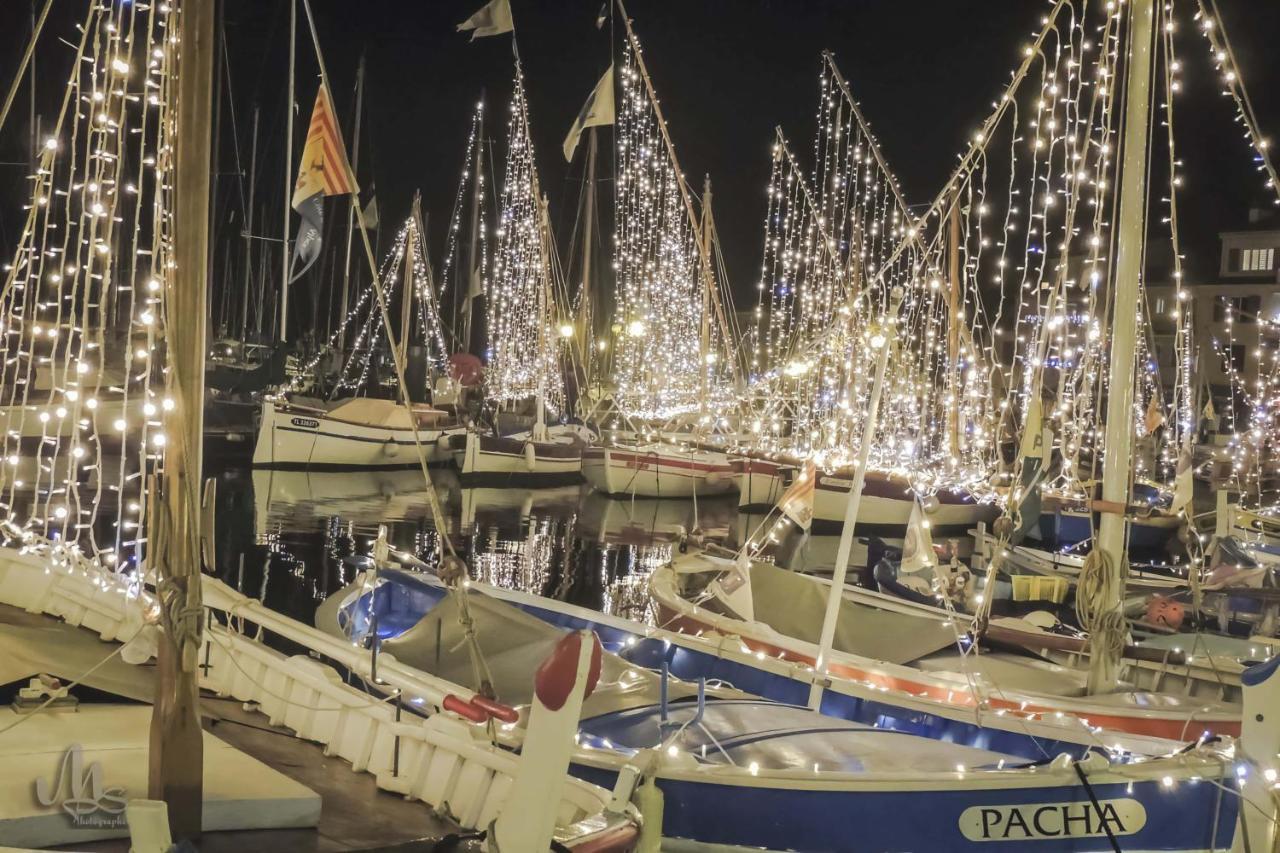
[0,604,472,853]
[579,699,1017,773]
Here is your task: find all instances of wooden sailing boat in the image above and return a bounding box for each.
[448,59,588,486]
[658,0,1269,741]
[732,57,998,538]
[583,4,743,499]
[253,202,464,470]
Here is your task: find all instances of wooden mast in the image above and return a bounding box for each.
[1088,0,1157,693]
[462,98,484,355]
[577,126,598,365]
[279,0,295,342]
[698,175,713,413]
[399,195,417,367]
[947,190,962,461]
[614,0,736,388]
[149,0,216,836]
[338,52,365,357]
[240,104,259,341]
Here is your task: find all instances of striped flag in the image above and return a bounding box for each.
[289,84,353,282]
[777,461,816,531]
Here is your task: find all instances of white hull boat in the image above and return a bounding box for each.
[651,548,1242,742]
[583,441,736,498]
[449,428,584,487]
[252,399,463,470]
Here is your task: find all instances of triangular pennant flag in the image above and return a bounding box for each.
[361,193,379,229]
[1202,396,1216,423]
[708,552,754,621]
[563,65,615,162]
[1170,437,1194,517]
[290,84,353,283]
[457,0,514,40]
[1144,394,1165,434]
[900,497,937,574]
[776,461,816,532]
[595,3,607,28]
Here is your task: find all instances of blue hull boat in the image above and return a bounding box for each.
[323,567,1251,852]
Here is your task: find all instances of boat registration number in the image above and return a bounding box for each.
[290,417,320,429]
[958,798,1145,842]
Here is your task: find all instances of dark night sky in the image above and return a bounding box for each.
[3,0,1279,321]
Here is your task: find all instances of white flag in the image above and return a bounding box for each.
[1170,439,1194,516]
[900,497,936,574]
[457,0,513,40]
[361,193,379,229]
[563,65,615,162]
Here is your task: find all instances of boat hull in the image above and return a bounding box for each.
[649,556,1240,742]
[582,445,736,498]
[451,431,583,487]
[733,457,787,510]
[333,569,1241,853]
[812,469,998,537]
[1033,506,1181,552]
[252,401,461,470]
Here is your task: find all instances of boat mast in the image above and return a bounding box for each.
[462,99,484,355]
[1088,0,1157,693]
[338,53,366,357]
[151,0,216,833]
[699,175,713,416]
[534,194,551,440]
[399,195,418,367]
[615,0,736,386]
[808,287,904,710]
[577,126,598,363]
[279,0,295,343]
[946,190,961,461]
[241,104,259,342]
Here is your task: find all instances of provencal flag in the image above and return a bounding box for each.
[777,461,816,532]
[563,65,614,162]
[290,84,353,283]
[457,0,514,40]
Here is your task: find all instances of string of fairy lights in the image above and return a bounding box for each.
[438,100,489,351]
[610,42,734,422]
[484,61,565,417]
[0,0,177,573]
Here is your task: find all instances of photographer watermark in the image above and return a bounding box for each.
[34,743,128,829]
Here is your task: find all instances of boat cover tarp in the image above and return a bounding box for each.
[747,561,958,665]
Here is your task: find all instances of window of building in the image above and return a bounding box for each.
[1214,295,1262,323]
[1236,247,1275,272]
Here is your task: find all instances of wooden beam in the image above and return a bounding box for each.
[149,0,216,837]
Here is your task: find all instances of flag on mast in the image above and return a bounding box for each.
[290,84,353,282]
[1144,394,1165,434]
[900,498,937,574]
[777,461,816,532]
[456,0,514,40]
[563,65,614,162]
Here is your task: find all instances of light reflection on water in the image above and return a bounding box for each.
[210,466,755,630]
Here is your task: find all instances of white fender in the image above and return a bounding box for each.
[1236,655,1280,852]
[382,439,399,458]
[489,630,602,853]
[524,441,537,472]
